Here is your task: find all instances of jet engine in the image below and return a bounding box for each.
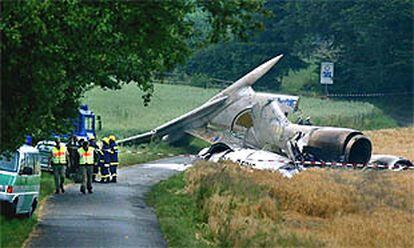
[303,128,372,164]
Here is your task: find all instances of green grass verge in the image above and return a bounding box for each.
[0,214,37,248]
[146,173,211,248]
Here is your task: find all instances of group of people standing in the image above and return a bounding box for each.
[50,134,119,195]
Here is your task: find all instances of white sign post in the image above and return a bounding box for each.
[320,62,334,95]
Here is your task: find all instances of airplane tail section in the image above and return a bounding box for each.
[214,54,283,98]
[119,54,284,146]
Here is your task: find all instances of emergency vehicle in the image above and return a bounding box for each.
[0,145,41,218]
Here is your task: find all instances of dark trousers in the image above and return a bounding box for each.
[80,165,93,191]
[93,164,99,182]
[100,164,110,180]
[52,165,66,192]
[109,164,118,177]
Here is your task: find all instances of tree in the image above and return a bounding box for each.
[0,0,266,151]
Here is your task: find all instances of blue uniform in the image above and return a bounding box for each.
[101,142,111,182]
[109,140,119,182]
[93,148,104,182]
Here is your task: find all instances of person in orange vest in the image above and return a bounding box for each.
[50,138,68,194]
[78,140,95,194]
[108,135,119,183]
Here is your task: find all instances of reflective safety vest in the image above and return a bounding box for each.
[51,146,67,165]
[78,147,95,165]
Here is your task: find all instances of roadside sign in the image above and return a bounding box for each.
[320,62,334,84]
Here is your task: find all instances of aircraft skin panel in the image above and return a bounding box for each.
[186,128,247,148]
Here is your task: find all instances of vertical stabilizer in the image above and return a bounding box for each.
[217,54,283,97]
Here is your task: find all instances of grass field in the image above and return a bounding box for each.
[84,84,219,138]
[292,97,397,130]
[148,127,414,247]
[84,83,397,140]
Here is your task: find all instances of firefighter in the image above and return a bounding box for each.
[101,137,111,183]
[78,140,95,194]
[108,135,119,183]
[50,138,68,194]
[96,142,106,183]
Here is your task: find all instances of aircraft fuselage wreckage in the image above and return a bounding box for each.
[119,55,413,177]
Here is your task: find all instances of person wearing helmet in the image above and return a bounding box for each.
[108,135,119,183]
[101,137,111,183]
[50,138,68,194]
[95,141,105,183]
[88,135,97,148]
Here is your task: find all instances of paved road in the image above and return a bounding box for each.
[26,156,194,248]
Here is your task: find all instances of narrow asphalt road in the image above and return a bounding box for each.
[26,156,194,248]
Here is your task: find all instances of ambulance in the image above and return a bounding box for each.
[0,144,41,218]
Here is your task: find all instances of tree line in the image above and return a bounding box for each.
[182,0,413,94]
[1,0,412,151]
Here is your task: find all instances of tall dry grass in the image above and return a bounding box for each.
[365,127,414,161]
[185,160,414,247]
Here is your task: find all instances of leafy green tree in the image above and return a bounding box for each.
[0,0,265,151]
